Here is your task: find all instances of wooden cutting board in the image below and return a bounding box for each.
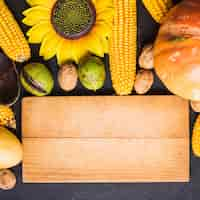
[22,96,190,183]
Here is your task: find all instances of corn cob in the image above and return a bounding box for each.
[0,0,30,62]
[142,0,173,23]
[0,105,16,129]
[192,115,200,157]
[109,0,137,95]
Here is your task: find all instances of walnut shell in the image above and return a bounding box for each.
[58,63,78,92]
[134,69,154,94]
[0,169,16,190]
[191,101,200,112]
[139,44,154,69]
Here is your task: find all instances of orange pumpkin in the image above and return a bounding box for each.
[154,0,200,100]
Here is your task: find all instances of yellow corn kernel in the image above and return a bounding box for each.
[0,0,31,62]
[142,0,173,23]
[192,115,200,157]
[109,0,137,95]
[0,105,16,129]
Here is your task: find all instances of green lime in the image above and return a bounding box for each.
[78,56,106,91]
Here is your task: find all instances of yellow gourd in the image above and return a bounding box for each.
[0,127,22,169]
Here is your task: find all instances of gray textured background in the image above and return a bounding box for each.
[1,0,199,199]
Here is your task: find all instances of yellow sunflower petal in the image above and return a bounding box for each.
[57,40,73,65]
[69,44,78,64]
[22,15,49,26]
[70,41,88,63]
[57,39,86,65]
[39,30,61,60]
[93,22,112,37]
[96,8,114,22]
[26,0,56,8]
[22,6,50,18]
[27,22,51,43]
[101,37,109,53]
[90,26,109,54]
[95,0,113,11]
[84,32,104,57]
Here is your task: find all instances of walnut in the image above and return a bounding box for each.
[58,63,78,92]
[0,169,16,190]
[139,44,154,69]
[134,69,154,94]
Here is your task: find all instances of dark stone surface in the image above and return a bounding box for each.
[1,0,199,199]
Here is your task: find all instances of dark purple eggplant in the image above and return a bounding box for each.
[0,52,20,105]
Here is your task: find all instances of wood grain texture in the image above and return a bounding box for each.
[22,96,189,138]
[22,96,190,183]
[23,138,189,183]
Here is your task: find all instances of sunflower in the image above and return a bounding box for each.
[22,0,114,65]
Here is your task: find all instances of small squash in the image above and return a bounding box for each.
[154,0,200,100]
